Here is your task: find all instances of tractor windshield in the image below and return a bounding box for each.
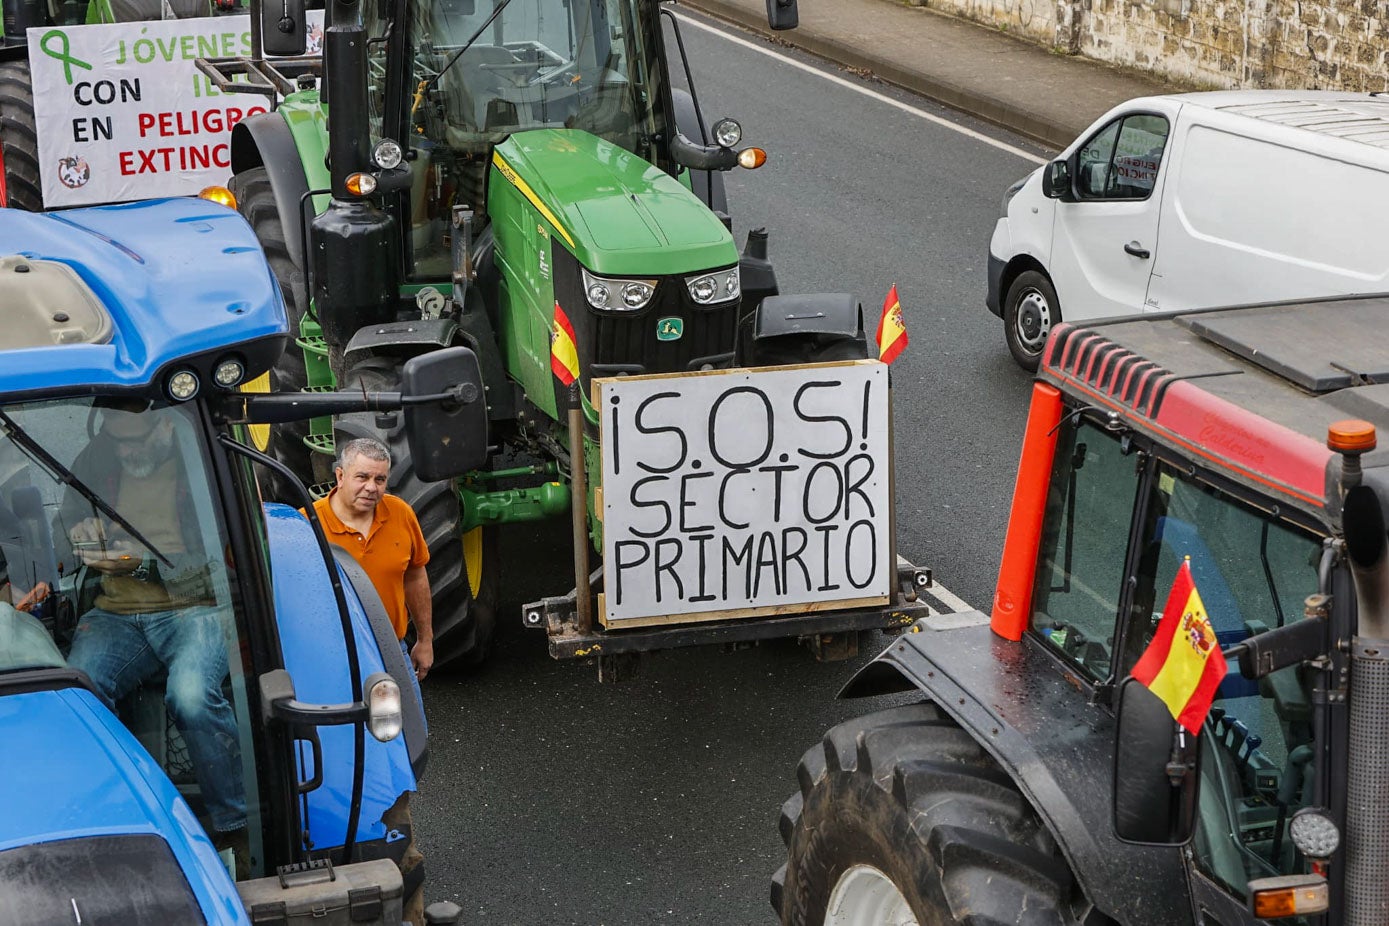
[370,0,669,275]
[0,396,266,879]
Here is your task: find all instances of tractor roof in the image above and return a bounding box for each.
[1040,296,1389,518]
[0,198,287,401]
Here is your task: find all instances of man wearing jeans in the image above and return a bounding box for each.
[313,437,434,686]
[63,403,247,865]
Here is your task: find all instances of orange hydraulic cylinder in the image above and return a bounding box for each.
[991,382,1064,641]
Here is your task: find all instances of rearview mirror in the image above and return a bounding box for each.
[1042,160,1071,199]
[261,0,307,57]
[766,0,798,30]
[401,347,488,481]
[1112,677,1201,845]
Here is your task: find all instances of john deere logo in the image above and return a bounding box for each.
[657,317,684,341]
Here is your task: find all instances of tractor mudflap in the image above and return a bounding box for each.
[522,556,932,665]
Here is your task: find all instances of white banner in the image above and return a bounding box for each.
[28,14,323,207]
[598,361,892,625]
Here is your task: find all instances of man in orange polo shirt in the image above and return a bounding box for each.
[313,437,434,681]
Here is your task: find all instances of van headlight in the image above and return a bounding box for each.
[1001,175,1028,216]
[582,269,657,312]
[685,266,740,305]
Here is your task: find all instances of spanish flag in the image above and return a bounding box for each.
[876,285,908,364]
[1130,558,1227,735]
[551,301,580,386]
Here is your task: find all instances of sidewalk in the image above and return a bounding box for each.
[678,0,1179,149]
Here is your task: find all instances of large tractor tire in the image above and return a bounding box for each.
[0,60,43,212]
[339,356,500,670]
[230,167,320,495]
[1004,270,1060,373]
[774,702,1083,926]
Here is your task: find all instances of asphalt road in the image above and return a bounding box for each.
[415,16,1055,923]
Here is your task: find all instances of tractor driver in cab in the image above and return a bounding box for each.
[59,399,249,869]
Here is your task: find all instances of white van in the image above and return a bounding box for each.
[987,91,1389,369]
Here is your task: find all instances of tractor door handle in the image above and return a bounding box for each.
[1124,241,1151,259]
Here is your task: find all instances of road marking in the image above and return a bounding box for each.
[674,12,1048,165]
[925,581,974,613]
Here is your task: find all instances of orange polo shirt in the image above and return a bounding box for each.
[311,490,430,639]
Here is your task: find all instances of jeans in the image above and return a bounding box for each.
[67,605,247,833]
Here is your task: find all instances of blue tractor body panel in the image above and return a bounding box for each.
[0,198,287,396]
[0,685,249,924]
[263,503,417,847]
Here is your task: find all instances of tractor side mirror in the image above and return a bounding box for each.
[1042,159,1072,200]
[1112,677,1201,845]
[401,347,489,481]
[766,0,798,30]
[261,0,307,57]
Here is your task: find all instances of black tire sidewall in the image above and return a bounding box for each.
[0,60,43,212]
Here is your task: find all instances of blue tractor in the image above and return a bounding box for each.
[0,196,485,923]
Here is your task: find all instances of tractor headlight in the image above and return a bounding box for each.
[167,369,200,401]
[214,357,245,388]
[582,269,656,312]
[1289,807,1340,860]
[365,672,404,742]
[685,266,740,305]
[712,118,742,148]
[372,139,404,171]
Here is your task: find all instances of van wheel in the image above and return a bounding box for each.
[773,702,1081,926]
[1004,271,1060,372]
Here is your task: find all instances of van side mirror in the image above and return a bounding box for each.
[401,347,488,481]
[766,0,798,30]
[1042,160,1071,200]
[261,0,307,57]
[1112,677,1201,845]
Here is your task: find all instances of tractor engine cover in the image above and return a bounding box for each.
[311,200,399,349]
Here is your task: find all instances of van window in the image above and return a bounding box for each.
[1075,114,1169,201]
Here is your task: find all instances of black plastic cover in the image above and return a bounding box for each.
[0,835,206,925]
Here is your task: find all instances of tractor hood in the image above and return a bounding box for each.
[0,682,247,923]
[491,130,738,276]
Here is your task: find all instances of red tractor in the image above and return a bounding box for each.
[776,296,1389,925]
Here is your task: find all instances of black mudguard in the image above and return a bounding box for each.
[231,115,312,269]
[843,615,1193,924]
[670,87,728,216]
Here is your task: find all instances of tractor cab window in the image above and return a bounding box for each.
[1122,463,1323,908]
[0,397,266,879]
[398,0,666,276]
[1030,417,1142,681]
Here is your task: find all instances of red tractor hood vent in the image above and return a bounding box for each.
[1045,324,1176,419]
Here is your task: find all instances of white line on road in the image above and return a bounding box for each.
[925,581,975,613]
[674,12,1048,165]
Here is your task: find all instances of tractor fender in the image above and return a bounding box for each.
[841,614,1193,924]
[232,115,311,270]
[670,87,728,216]
[263,502,417,850]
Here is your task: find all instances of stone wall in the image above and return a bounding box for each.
[917,0,1389,91]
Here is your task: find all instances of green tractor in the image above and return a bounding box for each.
[201,0,929,671]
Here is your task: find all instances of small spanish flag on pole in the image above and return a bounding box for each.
[1130,558,1228,735]
[876,285,908,364]
[550,301,580,386]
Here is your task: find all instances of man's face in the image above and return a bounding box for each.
[336,455,390,516]
[103,413,173,478]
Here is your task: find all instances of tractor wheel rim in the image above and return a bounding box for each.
[463,526,484,599]
[1014,289,1053,352]
[824,865,919,926]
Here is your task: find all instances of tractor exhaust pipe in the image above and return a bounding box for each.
[1336,420,1389,925]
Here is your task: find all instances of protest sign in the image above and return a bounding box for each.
[597,361,891,626]
[28,13,323,207]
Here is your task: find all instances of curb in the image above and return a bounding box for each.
[677,0,1076,149]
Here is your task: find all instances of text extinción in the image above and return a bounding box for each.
[599,362,891,624]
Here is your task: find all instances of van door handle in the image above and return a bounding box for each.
[1124,241,1151,259]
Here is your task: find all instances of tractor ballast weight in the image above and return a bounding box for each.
[774,298,1389,925]
[209,0,929,673]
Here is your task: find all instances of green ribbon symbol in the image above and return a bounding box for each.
[40,30,93,86]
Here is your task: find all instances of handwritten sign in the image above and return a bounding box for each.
[598,361,891,626]
[28,14,323,207]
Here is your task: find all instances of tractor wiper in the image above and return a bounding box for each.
[419,0,519,98]
[0,408,171,567]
